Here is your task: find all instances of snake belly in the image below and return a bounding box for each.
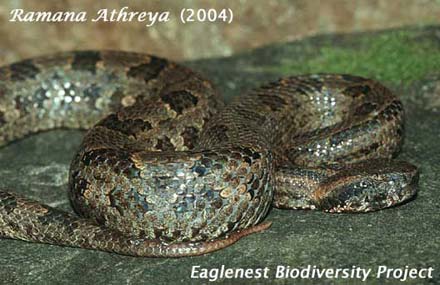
[0,51,418,257]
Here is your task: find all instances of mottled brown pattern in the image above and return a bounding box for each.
[126,57,168,83]
[0,52,418,257]
[71,51,101,74]
[9,60,40,81]
[160,90,198,115]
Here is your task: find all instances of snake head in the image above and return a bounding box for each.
[313,159,418,212]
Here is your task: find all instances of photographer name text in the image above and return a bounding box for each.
[9,6,233,27]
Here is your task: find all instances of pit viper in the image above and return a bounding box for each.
[0,51,418,257]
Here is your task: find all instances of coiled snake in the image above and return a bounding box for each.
[0,51,418,257]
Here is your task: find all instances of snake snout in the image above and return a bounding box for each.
[314,159,419,212]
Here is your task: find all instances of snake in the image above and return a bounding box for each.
[0,50,418,257]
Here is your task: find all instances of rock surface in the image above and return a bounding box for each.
[0,27,439,284]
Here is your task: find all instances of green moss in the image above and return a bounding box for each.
[275,31,440,84]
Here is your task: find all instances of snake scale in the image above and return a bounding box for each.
[0,51,418,257]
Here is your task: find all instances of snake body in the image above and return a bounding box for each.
[0,51,418,257]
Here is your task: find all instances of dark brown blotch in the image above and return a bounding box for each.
[252,179,260,189]
[72,51,101,74]
[248,189,255,200]
[181,127,199,149]
[127,56,167,82]
[109,185,129,217]
[256,93,286,111]
[303,78,324,91]
[109,193,124,216]
[98,114,152,137]
[241,147,253,157]
[124,166,141,179]
[355,102,377,116]
[9,60,40,81]
[153,228,164,239]
[74,178,89,197]
[292,86,308,95]
[295,82,316,94]
[0,111,5,126]
[156,136,174,151]
[344,85,372,97]
[161,90,198,115]
[0,192,18,214]
[252,152,261,160]
[382,103,400,122]
[244,156,252,164]
[201,157,212,168]
[358,142,380,155]
[393,101,403,111]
